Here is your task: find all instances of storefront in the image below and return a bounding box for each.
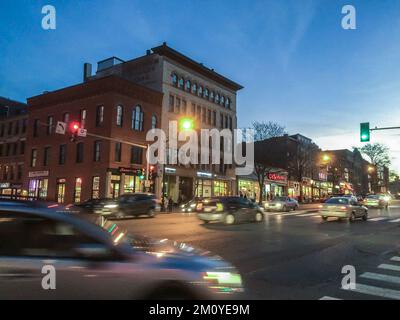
[28,171,49,200]
[265,173,288,200]
[238,179,260,201]
[0,182,23,198]
[107,167,146,199]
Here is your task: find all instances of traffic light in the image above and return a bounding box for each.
[360,122,370,142]
[70,122,80,142]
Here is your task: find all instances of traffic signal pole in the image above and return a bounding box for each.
[370,126,400,132]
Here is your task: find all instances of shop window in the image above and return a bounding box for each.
[74,178,82,203]
[31,149,38,167]
[56,179,66,204]
[124,175,141,194]
[92,176,100,199]
[214,181,227,197]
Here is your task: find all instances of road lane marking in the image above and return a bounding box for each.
[368,217,388,222]
[319,296,342,300]
[378,264,400,272]
[297,213,319,217]
[390,256,400,262]
[389,218,400,223]
[346,283,400,300]
[360,272,400,285]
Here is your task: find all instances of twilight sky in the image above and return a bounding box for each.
[1,0,400,171]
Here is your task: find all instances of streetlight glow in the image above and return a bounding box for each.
[179,118,195,131]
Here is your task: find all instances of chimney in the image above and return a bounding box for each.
[83,63,92,82]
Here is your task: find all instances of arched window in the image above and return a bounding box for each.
[132,105,143,131]
[210,91,215,101]
[151,115,157,129]
[192,83,197,95]
[116,105,123,127]
[178,77,184,89]
[198,86,203,97]
[220,96,225,106]
[225,98,230,109]
[171,73,178,86]
[215,93,220,104]
[185,80,191,92]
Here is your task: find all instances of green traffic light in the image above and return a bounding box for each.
[360,122,370,142]
[179,118,195,131]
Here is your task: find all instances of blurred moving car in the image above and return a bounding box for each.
[0,200,243,299]
[263,196,299,212]
[363,194,390,209]
[196,196,264,225]
[77,193,160,219]
[319,197,368,222]
[180,197,202,213]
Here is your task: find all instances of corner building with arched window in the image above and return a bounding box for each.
[89,43,243,202]
[24,76,162,204]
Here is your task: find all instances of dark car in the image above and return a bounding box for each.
[196,196,264,225]
[0,201,243,299]
[180,197,203,213]
[77,193,160,219]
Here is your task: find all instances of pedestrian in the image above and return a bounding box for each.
[168,197,173,213]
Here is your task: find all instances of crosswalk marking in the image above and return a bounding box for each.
[297,213,318,217]
[390,256,400,262]
[347,283,400,300]
[378,264,400,272]
[360,272,400,285]
[319,296,342,300]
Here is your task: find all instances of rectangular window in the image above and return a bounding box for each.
[92,176,100,199]
[63,112,70,124]
[0,124,4,137]
[207,109,211,125]
[33,119,40,137]
[14,120,20,135]
[93,141,101,162]
[182,100,187,114]
[116,106,123,127]
[20,140,25,155]
[115,142,122,162]
[12,143,17,156]
[17,165,23,180]
[7,122,13,135]
[76,143,84,163]
[202,107,206,123]
[9,166,14,180]
[59,144,66,165]
[47,116,54,135]
[0,144,3,157]
[80,109,87,128]
[229,116,233,130]
[3,166,8,180]
[131,146,143,165]
[213,111,217,126]
[175,97,181,114]
[43,147,51,166]
[169,95,175,112]
[96,106,104,126]
[6,144,10,156]
[56,178,66,203]
[22,119,27,133]
[74,178,82,203]
[31,149,38,167]
[220,113,224,128]
[191,103,196,116]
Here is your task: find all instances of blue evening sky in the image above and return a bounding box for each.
[1,0,400,171]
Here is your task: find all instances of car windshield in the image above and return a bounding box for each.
[325,198,349,204]
[275,197,287,201]
[367,195,379,199]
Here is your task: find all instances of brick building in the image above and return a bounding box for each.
[0,97,28,197]
[25,76,162,204]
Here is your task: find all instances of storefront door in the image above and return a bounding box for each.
[56,179,66,203]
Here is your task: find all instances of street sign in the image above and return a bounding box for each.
[77,128,87,137]
[55,121,67,135]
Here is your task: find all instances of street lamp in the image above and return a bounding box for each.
[161,117,195,211]
[322,154,330,162]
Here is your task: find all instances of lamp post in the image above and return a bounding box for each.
[161,118,195,212]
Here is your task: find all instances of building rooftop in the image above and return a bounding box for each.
[0,97,28,119]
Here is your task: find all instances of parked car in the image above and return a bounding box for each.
[196,196,264,225]
[363,194,390,209]
[263,196,299,212]
[180,197,202,213]
[0,200,243,300]
[319,197,368,222]
[77,193,160,219]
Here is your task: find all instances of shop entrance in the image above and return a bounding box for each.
[56,179,66,203]
[28,178,48,200]
[179,177,193,203]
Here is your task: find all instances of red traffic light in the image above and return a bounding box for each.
[70,122,80,132]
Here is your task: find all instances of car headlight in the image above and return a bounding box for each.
[104,204,118,209]
[181,204,185,208]
[383,196,390,202]
[190,203,196,208]
[276,203,282,208]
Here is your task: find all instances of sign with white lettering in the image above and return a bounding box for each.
[29,171,49,178]
[77,128,87,137]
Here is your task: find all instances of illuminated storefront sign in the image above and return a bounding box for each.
[267,173,287,183]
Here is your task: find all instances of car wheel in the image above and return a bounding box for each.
[293,206,297,211]
[322,216,328,221]
[255,212,264,222]
[147,209,155,218]
[225,214,235,225]
[203,220,209,224]
[349,213,356,223]
[115,211,124,220]
[362,211,368,221]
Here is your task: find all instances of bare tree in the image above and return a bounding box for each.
[360,143,391,168]
[243,121,287,142]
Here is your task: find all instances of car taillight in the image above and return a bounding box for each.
[196,203,203,211]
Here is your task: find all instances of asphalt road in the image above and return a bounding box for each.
[118,201,400,300]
